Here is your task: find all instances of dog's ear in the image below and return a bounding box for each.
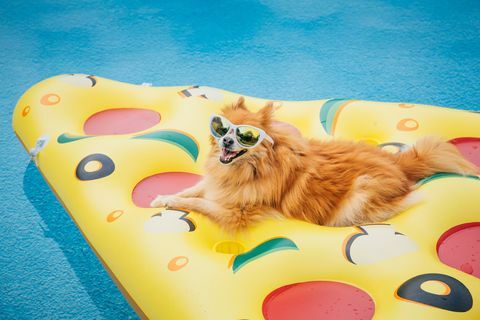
[258,101,278,124]
[232,96,247,110]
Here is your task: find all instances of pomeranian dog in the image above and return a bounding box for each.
[151,97,477,231]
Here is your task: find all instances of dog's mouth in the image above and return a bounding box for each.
[219,148,247,164]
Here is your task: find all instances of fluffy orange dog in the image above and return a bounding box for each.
[151,97,477,231]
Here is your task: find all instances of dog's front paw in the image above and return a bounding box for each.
[150,195,172,208]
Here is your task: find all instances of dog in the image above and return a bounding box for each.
[151,97,478,231]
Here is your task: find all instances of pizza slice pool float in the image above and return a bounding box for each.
[13,74,480,319]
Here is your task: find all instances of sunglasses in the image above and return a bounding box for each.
[209,115,274,148]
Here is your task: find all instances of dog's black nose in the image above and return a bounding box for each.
[222,136,234,147]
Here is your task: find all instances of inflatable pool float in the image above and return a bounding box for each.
[13,74,480,319]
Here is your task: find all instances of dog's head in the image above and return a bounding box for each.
[209,97,276,166]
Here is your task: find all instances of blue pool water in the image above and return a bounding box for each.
[1,1,479,319]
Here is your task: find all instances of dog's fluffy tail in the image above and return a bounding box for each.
[395,136,478,182]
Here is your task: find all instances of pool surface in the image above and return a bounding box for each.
[1,0,479,319]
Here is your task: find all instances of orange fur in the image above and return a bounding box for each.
[151,98,478,231]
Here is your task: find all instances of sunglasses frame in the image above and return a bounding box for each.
[209,114,274,148]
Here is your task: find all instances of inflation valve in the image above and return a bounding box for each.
[29,134,50,165]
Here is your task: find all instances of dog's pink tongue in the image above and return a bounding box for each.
[220,148,237,162]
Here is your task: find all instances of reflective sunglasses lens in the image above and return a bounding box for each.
[236,126,261,147]
[210,116,230,137]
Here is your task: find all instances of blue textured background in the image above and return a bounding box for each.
[1,0,479,319]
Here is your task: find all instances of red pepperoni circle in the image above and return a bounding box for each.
[437,222,480,279]
[449,137,480,168]
[84,108,160,135]
[132,172,202,208]
[271,121,302,137]
[263,281,375,320]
